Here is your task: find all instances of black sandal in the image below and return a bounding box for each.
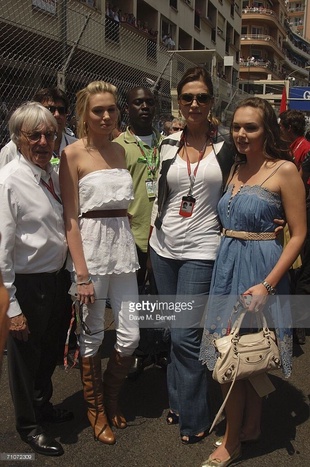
[181,431,207,445]
[166,410,179,425]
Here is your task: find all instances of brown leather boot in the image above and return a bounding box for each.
[80,353,116,444]
[103,349,134,429]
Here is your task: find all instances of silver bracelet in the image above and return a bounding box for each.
[77,277,92,286]
[261,280,276,295]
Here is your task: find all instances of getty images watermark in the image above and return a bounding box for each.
[125,295,208,329]
[128,298,195,322]
[123,294,310,329]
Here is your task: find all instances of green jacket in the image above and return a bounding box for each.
[114,127,163,252]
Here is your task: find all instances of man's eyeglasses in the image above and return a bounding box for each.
[46,105,67,116]
[20,130,57,143]
[172,126,183,131]
[179,93,213,106]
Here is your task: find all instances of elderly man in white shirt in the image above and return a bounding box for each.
[0,102,71,457]
[0,87,76,170]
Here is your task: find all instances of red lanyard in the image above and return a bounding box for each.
[184,140,208,195]
[41,177,62,204]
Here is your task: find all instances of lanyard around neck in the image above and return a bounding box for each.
[131,130,160,178]
[41,177,62,204]
[183,139,209,195]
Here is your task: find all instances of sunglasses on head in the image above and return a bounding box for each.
[179,93,213,106]
[46,105,67,116]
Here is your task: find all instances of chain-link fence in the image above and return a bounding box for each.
[0,0,247,147]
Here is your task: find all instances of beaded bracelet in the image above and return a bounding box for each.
[261,280,276,295]
[77,277,92,286]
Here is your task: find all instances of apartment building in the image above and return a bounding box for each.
[286,1,310,58]
[238,0,310,109]
[0,0,245,145]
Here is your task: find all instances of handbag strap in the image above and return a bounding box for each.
[63,302,80,371]
[209,309,270,433]
[230,309,269,338]
[209,354,240,433]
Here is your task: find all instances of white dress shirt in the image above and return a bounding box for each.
[0,155,67,317]
[0,140,18,169]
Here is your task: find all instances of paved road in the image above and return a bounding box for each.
[0,319,309,467]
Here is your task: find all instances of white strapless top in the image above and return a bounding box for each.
[66,169,139,275]
[79,168,134,213]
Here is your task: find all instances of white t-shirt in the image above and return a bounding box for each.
[150,149,222,260]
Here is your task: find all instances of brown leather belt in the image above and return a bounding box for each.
[222,229,277,241]
[81,209,127,218]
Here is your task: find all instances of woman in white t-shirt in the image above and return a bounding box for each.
[149,66,234,444]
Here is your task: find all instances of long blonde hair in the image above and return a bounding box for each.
[76,80,118,139]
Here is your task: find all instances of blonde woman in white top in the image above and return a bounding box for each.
[60,81,140,445]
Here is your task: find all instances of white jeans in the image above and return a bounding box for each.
[75,272,140,358]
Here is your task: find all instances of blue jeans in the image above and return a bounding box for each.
[150,248,214,436]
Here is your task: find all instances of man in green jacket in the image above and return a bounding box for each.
[114,86,167,376]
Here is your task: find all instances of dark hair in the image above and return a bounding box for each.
[231,97,292,161]
[177,66,214,97]
[279,109,306,137]
[32,87,70,112]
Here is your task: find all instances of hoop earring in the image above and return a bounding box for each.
[83,121,88,136]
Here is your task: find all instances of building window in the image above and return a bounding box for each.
[194,10,201,29]
[79,0,97,7]
[170,0,178,9]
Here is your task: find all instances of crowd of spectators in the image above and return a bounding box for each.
[242,5,274,15]
[105,3,158,40]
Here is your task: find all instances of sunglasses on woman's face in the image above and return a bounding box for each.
[179,93,213,106]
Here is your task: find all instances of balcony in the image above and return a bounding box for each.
[287,7,305,13]
[282,56,309,77]
[242,7,285,31]
[242,7,274,15]
[283,36,310,61]
[239,59,281,78]
[240,59,273,69]
[241,34,275,44]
